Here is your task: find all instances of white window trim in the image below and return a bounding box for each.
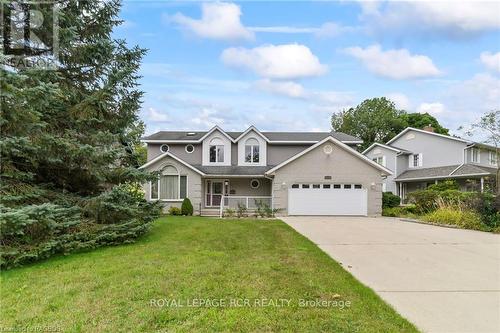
[245,143,260,164]
[471,148,480,163]
[160,144,169,153]
[250,179,261,189]
[373,156,386,167]
[149,166,188,201]
[489,151,498,166]
[409,153,423,168]
[185,144,195,154]
[209,145,225,163]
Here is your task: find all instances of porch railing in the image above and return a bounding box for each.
[219,196,273,218]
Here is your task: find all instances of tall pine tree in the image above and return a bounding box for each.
[1,1,159,268]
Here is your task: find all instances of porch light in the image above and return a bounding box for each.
[224,180,229,186]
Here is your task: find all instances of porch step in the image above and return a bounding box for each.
[200,209,221,217]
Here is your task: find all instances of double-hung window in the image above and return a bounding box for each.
[372,156,385,166]
[471,148,480,163]
[244,138,260,163]
[410,153,423,168]
[209,138,225,163]
[489,151,498,166]
[150,165,187,200]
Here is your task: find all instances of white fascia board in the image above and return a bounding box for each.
[396,173,490,182]
[234,126,270,143]
[362,142,401,155]
[386,127,470,145]
[266,136,392,175]
[139,152,206,175]
[198,125,236,143]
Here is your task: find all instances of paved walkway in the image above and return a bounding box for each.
[282,216,500,333]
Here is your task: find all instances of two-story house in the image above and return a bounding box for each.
[140,126,391,216]
[363,126,498,200]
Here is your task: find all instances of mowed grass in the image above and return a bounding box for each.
[1,217,418,332]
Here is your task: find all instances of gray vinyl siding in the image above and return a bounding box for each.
[266,144,312,166]
[147,143,202,164]
[465,147,498,167]
[390,130,467,168]
[364,146,397,193]
[271,142,384,216]
[142,155,202,214]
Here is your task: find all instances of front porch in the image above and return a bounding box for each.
[201,177,273,216]
[397,175,496,201]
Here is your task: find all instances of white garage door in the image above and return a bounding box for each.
[288,183,367,216]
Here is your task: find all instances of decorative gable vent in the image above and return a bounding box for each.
[187,132,197,136]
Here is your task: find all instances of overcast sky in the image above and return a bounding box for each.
[115,1,500,136]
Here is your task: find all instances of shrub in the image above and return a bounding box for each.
[427,180,459,191]
[382,205,417,217]
[236,203,248,218]
[382,192,400,208]
[168,206,182,216]
[224,208,235,218]
[1,185,161,269]
[407,190,439,213]
[181,198,193,216]
[423,205,484,231]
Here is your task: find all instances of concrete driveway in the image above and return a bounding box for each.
[281,216,500,333]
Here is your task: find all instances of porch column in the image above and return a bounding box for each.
[480,177,484,193]
[399,182,402,198]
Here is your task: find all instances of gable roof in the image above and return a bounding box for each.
[198,125,236,143]
[265,136,392,175]
[233,125,270,143]
[138,151,206,175]
[141,128,362,144]
[362,142,407,155]
[386,127,470,145]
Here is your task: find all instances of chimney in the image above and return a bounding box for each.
[423,124,435,133]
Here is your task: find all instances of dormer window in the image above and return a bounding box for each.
[209,138,224,163]
[245,138,260,163]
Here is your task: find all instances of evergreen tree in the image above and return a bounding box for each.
[0,1,160,268]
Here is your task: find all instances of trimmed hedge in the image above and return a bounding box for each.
[382,192,400,208]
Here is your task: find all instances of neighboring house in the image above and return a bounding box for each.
[140,126,391,216]
[363,126,498,200]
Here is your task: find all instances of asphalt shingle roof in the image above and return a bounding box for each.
[193,165,274,175]
[395,164,497,181]
[142,131,361,142]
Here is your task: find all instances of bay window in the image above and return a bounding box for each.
[150,165,187,200]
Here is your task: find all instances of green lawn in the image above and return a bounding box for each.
[1,217,418,332]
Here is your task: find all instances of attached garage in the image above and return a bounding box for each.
[266,136,392,217]
[288,184,368,216]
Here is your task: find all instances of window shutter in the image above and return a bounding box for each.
[409,155,413,168]
[419,153,423,167]
[382,156,387,167]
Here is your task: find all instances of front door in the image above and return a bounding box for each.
[206,180,226,207]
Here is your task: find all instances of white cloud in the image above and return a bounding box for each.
[191,108,226,127]
[360,1,500,37]
[386,93,411,110]
[170,2,253,40]
[343,44,442,80]
[253,79,353,109]
[480,51,500,73]
[221,43,328,79]
[253,79,307,98]
[248,21,354,38]
[417,102,445,115]
[146,107,170,122]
